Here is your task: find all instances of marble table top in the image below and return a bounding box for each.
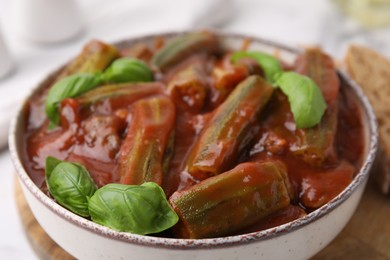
[0,0,389,258]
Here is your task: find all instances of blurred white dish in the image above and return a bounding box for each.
[13,0,83,43]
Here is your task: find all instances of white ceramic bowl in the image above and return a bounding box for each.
[9,31,378,260]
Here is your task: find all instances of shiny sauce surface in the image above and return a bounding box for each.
[21,38,364,236]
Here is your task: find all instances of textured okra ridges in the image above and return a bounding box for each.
[167,57,209,113]
[118,96,176,186]
[184,75,275,180]
[293,49,340,166]
[56,40,119,80]
[170,161,291,239]
[76,82,165,106]
[152,31,219,72]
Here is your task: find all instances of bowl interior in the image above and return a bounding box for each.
[9,30,378,249]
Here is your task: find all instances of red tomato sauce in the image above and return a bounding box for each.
[20,37,364,237]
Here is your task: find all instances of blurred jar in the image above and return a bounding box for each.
[334,0,390,27]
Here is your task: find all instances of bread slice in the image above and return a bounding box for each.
[345,45,390,194]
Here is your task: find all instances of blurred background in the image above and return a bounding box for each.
[0,0,390,258]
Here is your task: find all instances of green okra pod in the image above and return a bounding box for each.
[118,96,176,186]
[212,62,249,91]
[295,48,340,105]
[56,40,119,80]
[169,161,291,239]
[167,59,209,113]
[184,75,274,180]
[76,82,165,106]
[292,48,340,165]
[151,32,219,72]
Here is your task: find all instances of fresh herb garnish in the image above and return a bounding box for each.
[274,71,327,129]
[45,157,178,235]
[88,182,178,235]
[232,51,327,128]
[45,58,153,128]
[102,58,153,83]
[231,51,282,83]
[45,156,97,217]
[45,73,101,128]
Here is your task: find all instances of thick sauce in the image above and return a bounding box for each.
[21,36,364,237]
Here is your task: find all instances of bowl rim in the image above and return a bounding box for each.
[9,29,379,250]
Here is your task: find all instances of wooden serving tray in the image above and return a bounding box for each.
[15,178,74,260]
[14,176,390,260]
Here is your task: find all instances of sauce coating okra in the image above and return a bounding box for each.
[22,32,364,239]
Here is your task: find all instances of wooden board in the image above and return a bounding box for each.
[14,176,390,259]
[313,176,390,260]
[15,179,75,260]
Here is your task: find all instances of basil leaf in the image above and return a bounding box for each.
[231,51,282,83]
[102,58,153,83]
[45,156,98,217]
[88,182,178,235]
[274,72,327,129]
[45,156,62,178]
[45,73,102,127]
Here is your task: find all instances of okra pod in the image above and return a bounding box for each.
[271,160,295,200]
[212,65,248,91]
[295,48,340,105]
[167,59,209,113]
[292,49,340,165]
[56,40,119,80]
[184,75,274,180]
[210,56,256,107]
[151,32,219,72]
[118,96,175,186]
[169,161,291,239]
[76,82,164,107]
[211,54,261,91]
[293,104,338,165]
[120,43,153,63]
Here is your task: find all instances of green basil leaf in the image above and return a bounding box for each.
[45,73,102,127]
[88,182,178,235]
[45,156,98,217]
[274,71,327,129]
[231,51,282,83]
[45,156,62,179]
[102,58,153,83]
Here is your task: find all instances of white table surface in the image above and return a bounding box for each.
[0,0,390,259]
